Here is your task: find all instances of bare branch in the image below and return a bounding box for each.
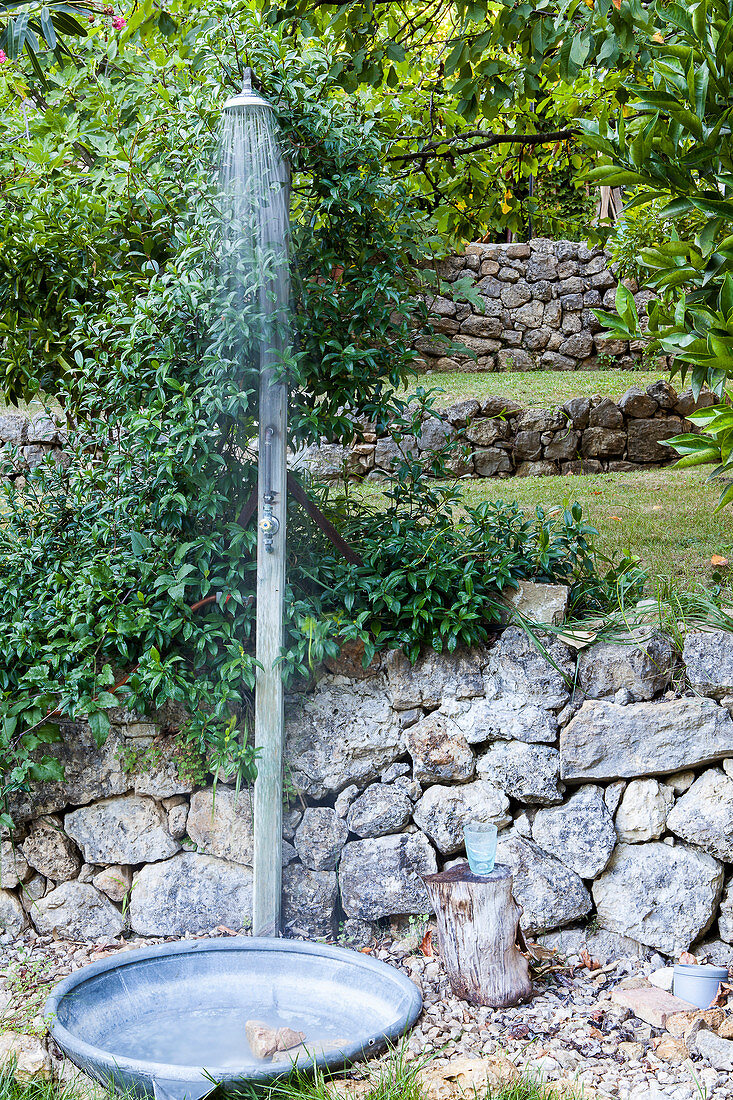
[388,128,576,161]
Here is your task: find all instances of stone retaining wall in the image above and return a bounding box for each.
[305,379,713,481]
[0,411,68,480]
[4,615,733,961]
[415,239,655,373]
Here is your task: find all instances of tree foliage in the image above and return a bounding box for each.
[583,0,733,505]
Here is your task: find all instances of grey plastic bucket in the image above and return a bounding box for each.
[45,937,423,1099]
[673,963,729,1009]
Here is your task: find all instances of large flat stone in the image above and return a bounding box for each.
[339,832,437,920]
[592,842,724,955]
[129,853,252,936]
[495,830,592,934]
[610,987,696,1028]
[385,648,485,710]
[560,698,733,781]
[64,795,180,864]
[450,695,558,745]
[285,676,403,798]
[483,626,573,710]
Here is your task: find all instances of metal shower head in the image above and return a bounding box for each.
[223,67,272,112]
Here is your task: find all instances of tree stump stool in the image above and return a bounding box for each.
[423,862,532,1008]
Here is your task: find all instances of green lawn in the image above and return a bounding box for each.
[354,466,733,593]
[401,370,669,409]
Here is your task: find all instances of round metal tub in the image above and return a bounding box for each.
[45,938,422,1100]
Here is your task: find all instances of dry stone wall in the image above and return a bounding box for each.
[305,379,714,481]
[4,614,733,964]
[0,411,68,482]
[415,239,655,373]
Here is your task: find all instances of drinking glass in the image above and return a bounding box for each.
[463,821,498,876]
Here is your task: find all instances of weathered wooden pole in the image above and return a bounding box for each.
[423,863,533,1007]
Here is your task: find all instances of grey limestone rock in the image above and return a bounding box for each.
[683,629,733,698]
[130,852,252,936]
[592,841,724,956]
[282,864,338,938]
[667,769,733,862]
[346,784,413,839]
[0,888,28,935]
[64,795,179,865]
[404,712,475,784]
[561,697,733,781]
[412,780,511,854]
[285,675,403,798]
[294,806,349,870]
[615,779,674,843]
[477,741,562,805]
[495,830,592,934]
[22,815,81,882]
[577,633,672,701]
[33,881,125,939]
[532,785,616,879]
[339,832,438,920]
[187,787,253,865]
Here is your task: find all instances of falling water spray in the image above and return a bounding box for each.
[220,69,290,936]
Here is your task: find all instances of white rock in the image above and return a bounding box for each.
[0,840,29,889]
[667,768,733,861]
[450,695,558,745]
[129,853,252,936]
[32,881,125,939]
[604,780,626,816]
[187,787,253,865]
[484,627,574,710]
[615,779,674,843]
[592,841,724,955]
[385,647,485,710]
[346,785,413,839]
[717,876,733,943]
[532,785,617,878]
[649,966,675,991]
[477,741,562,804]
[281,864,337,938]
[412,780,511,854]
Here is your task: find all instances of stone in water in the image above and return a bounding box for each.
[245,1020,306,1059]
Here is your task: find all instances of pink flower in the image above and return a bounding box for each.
[112,15,126,29]
[0,50,7,63]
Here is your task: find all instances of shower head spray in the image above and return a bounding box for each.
[223,67,272,112]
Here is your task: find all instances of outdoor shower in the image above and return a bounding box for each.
[220,67,290,937]
[45,70,422,1099]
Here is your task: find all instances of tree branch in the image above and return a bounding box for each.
[388,128,576,161]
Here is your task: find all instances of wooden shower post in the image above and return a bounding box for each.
[252,366,287,937]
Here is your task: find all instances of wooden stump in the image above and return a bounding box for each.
[423,862,532,1008]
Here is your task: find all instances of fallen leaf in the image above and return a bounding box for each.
[581,949,601,971]
[679,950,697,965]
[711,555,730,567]
[421,928,435,957]
[216,925,238,936]
[711,981,731,1008]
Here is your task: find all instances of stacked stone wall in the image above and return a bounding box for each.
[305,380,713,481]
[4,616,733,963]
[415,239,655,373]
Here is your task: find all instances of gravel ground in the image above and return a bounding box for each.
[1,927,730,1100]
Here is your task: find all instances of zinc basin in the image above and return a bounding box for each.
[45,937,422,1100]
